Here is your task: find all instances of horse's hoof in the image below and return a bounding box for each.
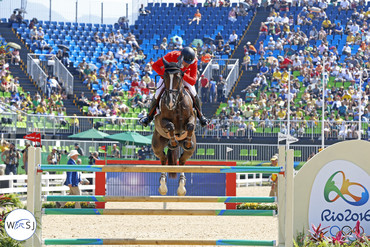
[158,176,167,195]
[183,141,194,151]
[177,177,186,196]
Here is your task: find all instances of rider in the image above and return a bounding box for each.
[139,47,209,127]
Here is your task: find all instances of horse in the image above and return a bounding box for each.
[152,59,196,196]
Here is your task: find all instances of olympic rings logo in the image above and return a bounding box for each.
[330,225,365,240]
[324,171,369,206]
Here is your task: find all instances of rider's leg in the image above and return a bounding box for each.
[139,79,164,127]
[183,81,209,127]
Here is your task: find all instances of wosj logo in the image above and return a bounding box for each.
[324,171,369,206]
[4,209,36,241]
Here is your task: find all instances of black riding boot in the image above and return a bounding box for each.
[194,95,209,127]
[139,97,158,127]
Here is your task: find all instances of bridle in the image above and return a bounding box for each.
[163,68,184,111]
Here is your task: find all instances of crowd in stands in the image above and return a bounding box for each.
[11,0,370,140]
[0,36,68,125]
[216,0,370,140]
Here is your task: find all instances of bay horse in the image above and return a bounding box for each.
[152,58,196,196]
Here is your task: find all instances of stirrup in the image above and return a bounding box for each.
[199,115,209,127]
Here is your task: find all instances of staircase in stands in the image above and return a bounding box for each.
[203,8,270,117]
[226,8,270,101]
[0,23,81,116]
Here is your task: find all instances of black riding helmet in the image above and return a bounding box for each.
[180,47,196,64]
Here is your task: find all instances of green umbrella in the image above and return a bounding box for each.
[144,134,153,142]
[192,39,203,47]
[68,128,109,139]
[106,132,151,145]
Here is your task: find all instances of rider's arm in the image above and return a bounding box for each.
[183,61,197,86]
[152,57,165,76]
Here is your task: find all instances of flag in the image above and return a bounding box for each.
[226,147,233,153]
[23,132,41,143]
[99,146,106,151]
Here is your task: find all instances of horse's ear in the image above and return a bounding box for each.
[177,55,183,67]
[162,58,170,68]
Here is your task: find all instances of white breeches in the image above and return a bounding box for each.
[154,78,197,99]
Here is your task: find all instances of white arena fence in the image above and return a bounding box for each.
[0,172,95,195]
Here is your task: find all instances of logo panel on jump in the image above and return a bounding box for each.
[4,209,37,241]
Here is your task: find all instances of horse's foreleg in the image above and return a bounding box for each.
[162,119,178,149]
[183,116,196,151]
[177,172,186,196]
[159,172,168,195]
[179,134,196,166]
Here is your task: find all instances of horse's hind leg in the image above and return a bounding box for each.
[152,130,167,165]
[152,131,168,195]
[178,135,196,196]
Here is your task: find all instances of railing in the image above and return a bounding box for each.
[2,107,369,142]
[27,54,48,94]
[4,136,326,163]
[52,56,74,96]
[225,59,239,96]
[195,119,369,141]
[27,53,74,96]
[200,59,239,98]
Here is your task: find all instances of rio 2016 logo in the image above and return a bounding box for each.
[324,171,369,206]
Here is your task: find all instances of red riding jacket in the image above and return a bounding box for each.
[152,50,198,86]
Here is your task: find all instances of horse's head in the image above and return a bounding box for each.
[162,58,183,110]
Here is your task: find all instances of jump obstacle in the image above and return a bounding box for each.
[26,146,295,247]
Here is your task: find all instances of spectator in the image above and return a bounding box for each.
[137,146,146,160]
[228,30,238,45]
[74,143,85,156]
[209,77,217,103]
[15,11,23,24]
[111,144,120,158]
[63,150,82,208]
[1,143,21,175]
[215,32,224,44]
[21,141,31,174]
[217,75,226,102]
[246,42,257,55]
[228,7,237,23]
[200,75,209,102]
[160,38,168,50]
[9,11,17,26]
[139,4,151,15]
[47,146,60,174]
[189,9,202,25]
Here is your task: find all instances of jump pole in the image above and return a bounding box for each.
[45,195,277,203]
[38,165,283,173]
[43,238,277,246]
[42,208,277,216]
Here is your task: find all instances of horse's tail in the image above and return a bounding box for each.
[167,147,179,179]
